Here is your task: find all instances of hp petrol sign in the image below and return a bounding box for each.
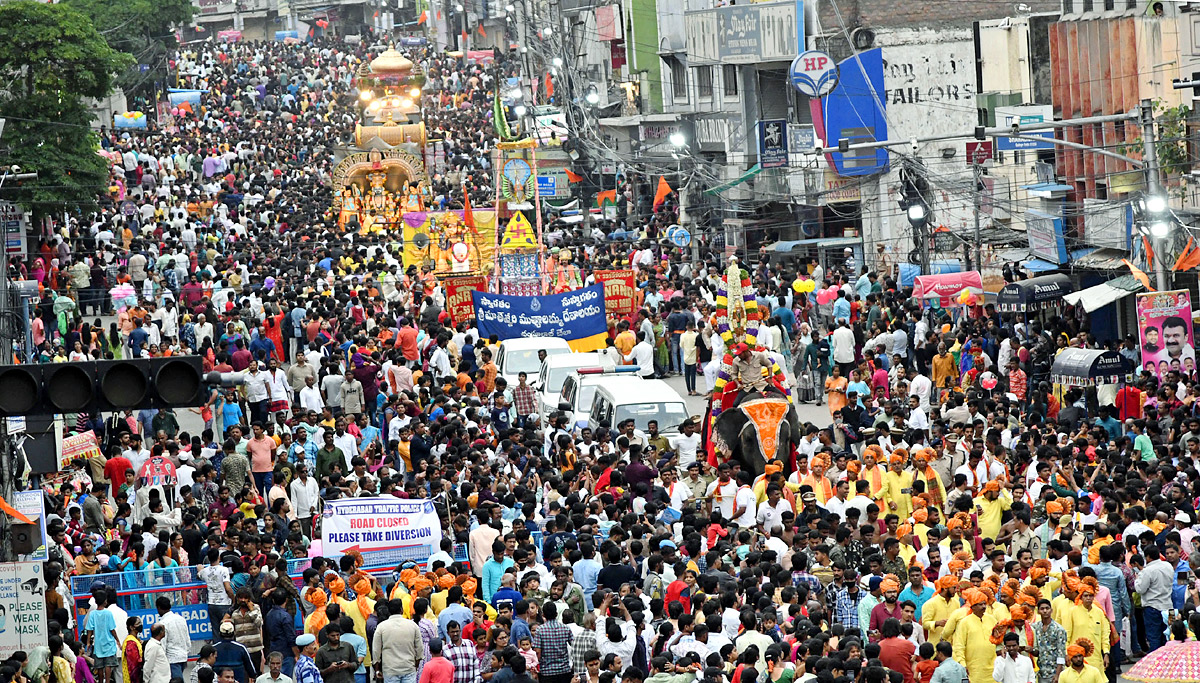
[789,50,839,97]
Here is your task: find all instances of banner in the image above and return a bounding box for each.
[130,604,211,641]
[472,285,607,352]
[321,497,442,557]
[61,430,102,470]
[595,269,637,317]
[401,209,496,275]
[1137,290,1195,378]
[0,562,46,660]
[444,275,487,324]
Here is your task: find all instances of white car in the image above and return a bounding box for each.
[587,376,689,436]
[553,365,643,431]
[535,353,605,422]
[495,337,571,388]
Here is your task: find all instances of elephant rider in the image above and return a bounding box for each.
[730,342,785,404]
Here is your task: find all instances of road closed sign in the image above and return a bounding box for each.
[790,50,838,97]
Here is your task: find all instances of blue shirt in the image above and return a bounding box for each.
[773,307,796,332]
[341,632,367,674]
[510,616,532,644]
[437,603,473,641]
[574,558,603,610]
[832,297,851,322]
[264,605,295,655]
[294,656,321,683]
[482,556,515,602]
[86,607,119,658]
[897,584,934,621]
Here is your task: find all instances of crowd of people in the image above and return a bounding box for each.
[8,27,1200,683]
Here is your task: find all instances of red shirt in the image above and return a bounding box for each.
[418,656,454,683]
[397,327,419,361]
[879,637,916,683]
[104,456,133,496]
[1116,386,1143,421]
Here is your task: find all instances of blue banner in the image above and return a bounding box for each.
[129,603,212,641]
[473,285,607,349]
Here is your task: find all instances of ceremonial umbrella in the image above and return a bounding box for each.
[1125,640,1200,682]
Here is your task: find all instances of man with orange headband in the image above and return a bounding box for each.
[951,587,998,683]
[1058,639,1104,683]
[921,575,961,644]
[881,450,915,520]
[868,575,904,640]
[1063,578,1108,672]
[973,478,1012,542]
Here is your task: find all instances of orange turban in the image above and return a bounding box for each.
[1000,583,1016,600]
[1077,577,1099,597]
[1009,605,1032,622]
[979,585,996,602]
[947,518,964,532]
[880,578,901,593]
[912,509,929,524]
[963,588,989,607]
[456,574,471,586]
[400,569,419,587]
[411,577,433,593]
[1029,559,1052,582]
[346,549,365,569]
[306,587,327,609]
[306,589,329,634]
[812,453,831,469]
[1046,500,1064,515]
[948,559,968,573]
[326,575,346,596]
[1066,638,1094,659]
[990,621,1013,645]
[864,445,885,461]
[353,577,372,619]
[765,462,783,476]
[896,523,912,538]
[912,493,929,509]
[438,574,456,590]
[954,513,972,529]
[983,480,1001,494]
[846,461,861,474]
[908,555,925,570]
[936,575,959,592]
[463,578,478,597]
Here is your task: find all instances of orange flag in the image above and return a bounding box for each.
[461,29,469,43]
[1179,243,1200,272]
[0,496,33,525]
[478,25,487,37]
[1123,259,1155,291]
[595,189,617,207]
[436,10,442,19]
[565,169,583,182]
[652,175,672,210]
[462,184,475,231]
[545,73,554,98]
[1174,237,1196,271]
[417,10,428,23]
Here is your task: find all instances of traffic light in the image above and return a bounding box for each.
[0,357,206,416]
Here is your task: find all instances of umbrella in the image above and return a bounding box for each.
[1125,640,1200,682]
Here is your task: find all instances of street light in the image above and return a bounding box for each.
[514,104,527,117]
[669,131,686,147]
[553,57,563,67]
[585,89,600,105]
[905,200,928,227]
[1145,195,1168,214]
[505,3,514,10]
[1150,220,1171,238]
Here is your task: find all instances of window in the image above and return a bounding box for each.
[723,64,738,96]
[1082,0,1093,11]
[670,58,687,99]
[1063,0,1073,11]
[697,66,713,98]
[1126,0,1137,8]
[1104,0,1114,9]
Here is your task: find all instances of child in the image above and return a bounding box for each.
[517,635,539,676]
[913,642,937,683]
[705,511,728,548]
[490,395,512,432]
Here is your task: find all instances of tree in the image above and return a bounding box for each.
[0,1,131,218]
[64,0,193,102]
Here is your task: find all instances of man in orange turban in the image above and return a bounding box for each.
[912,448,946,510]
[1061,639,1103,683]
[975,478,1011,542]
[923,574,961,644]
[953,587,999,683]
[304,589,329,635]
[882,449,916,520]
[1063,577,1107,671]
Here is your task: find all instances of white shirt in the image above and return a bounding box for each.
[299,385,324,412]
[908,374,932,410]
[430,347,452,377]
[290,475,320,518]
[670,433,700,467]
[143,638,172,683]
[992,653,1035,683]
[756,498,790,531]
[665,482,692,511]
[333,431,360,470]
[732,485,757,527]
[831,326,856,363]
[156,611,191,664]
[243,371,269,402]
[624,341,655,377]
[909,406,930,431]
[824,495,848,520]
[706,479,737,519]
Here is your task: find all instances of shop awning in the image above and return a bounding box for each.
[1050,347,1132,386]
[898,260,963,288]
[1061,274,1144,313]
[996,273,1073,313]
[1070,248,1130,270]
[913,271,983,300]
[1021,259,1061,273]
[769,236,862,252]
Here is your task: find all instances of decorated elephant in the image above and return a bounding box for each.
[710,395,801,477]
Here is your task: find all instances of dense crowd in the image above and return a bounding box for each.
[8,29,1200,683]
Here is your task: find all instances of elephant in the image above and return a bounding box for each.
[710,396,801,477]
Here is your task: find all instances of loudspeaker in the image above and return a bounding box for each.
[22,415,58,475]
[12,522,40,555]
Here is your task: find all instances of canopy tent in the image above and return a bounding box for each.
[898,260,963,288]
[996,273,1073,313]
[1050,348,1131,386]
[1061,274,1145,313]
[913,271,983,302]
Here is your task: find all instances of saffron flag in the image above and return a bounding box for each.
[478,25,487,37]
[595,189,616,207]
[652,175,672,210]
[1123,259,1155,292]
[545,73,554,98]
[462,184,475,230]
[418,10,428,23]
[1174,237,1196,271]
[565,169,583,182]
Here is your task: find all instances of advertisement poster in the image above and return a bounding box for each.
[11,491,46,562]
[595,269,638,318]
[60,430,102,470]
[131,603,212,641]
[444,275,487,324]
[322,497,442,558]
[472,285,607,352]
[0,562,46,660]
[1136,289,1195,378]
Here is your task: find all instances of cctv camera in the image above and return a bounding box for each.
[9,165,20,173]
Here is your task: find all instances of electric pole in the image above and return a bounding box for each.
[1141,98,1169,291]
[973,162,982,272]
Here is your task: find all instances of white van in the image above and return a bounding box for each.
[495,337,571,387]
[553,365,643,430]
[535,353,604,420]
[587,377,689,436]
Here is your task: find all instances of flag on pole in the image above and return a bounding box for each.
[652,175,672,210]
[565,169,583,182]
[417,9,428,23]
[462,184,476,231]
[478,25,487,36]
[1174,237,1196,271]
[1123,259,1155,291]
[545,73,554,98]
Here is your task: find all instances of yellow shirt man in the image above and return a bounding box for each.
[952,611,999,683]
[882,469,916,520]
[1059,664,1106,683]
[1065,603,1109,671]
[973,488,1013,541]
[920,592,960,644]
